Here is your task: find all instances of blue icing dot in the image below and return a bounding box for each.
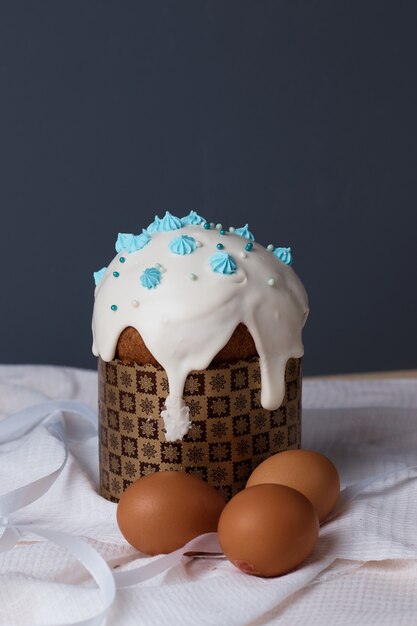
[93,267,107,286]
[209,252,237,275]
[115,230,150,254]
[273,246,293,266]
[140,266,162,289]
[234,224,255,241]
[169,234,197,255]
[180,210,206,226]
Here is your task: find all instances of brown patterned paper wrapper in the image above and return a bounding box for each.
[98,356,302,502]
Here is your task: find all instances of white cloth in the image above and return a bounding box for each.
[1,365,417,626]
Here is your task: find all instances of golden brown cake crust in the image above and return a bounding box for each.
[116,323,257,367]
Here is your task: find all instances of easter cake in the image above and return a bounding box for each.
[92,212,308,501]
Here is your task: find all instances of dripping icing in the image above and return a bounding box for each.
[92,226,308,441]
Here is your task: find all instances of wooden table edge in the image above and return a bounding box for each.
[305,370,417,381]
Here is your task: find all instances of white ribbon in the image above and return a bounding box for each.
[0,400,221,626]
[0,400,416,625]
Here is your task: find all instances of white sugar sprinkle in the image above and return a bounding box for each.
[240,251,247,259]
[189,273,198,281]
[131,300,139,308]
[267,244,274,251]
[267,278,275,286]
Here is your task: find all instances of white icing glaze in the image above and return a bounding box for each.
[92,226,308,441]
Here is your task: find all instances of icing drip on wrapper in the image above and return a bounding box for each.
[160,396,191,441]
[92,213,309,442]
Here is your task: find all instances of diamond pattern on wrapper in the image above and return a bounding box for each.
[99,356,302,501]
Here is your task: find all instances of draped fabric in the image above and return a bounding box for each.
[1,365,417,626]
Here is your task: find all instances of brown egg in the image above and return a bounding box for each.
[116,471,226,555]
[246,449,340,522]
[218,484,319,577]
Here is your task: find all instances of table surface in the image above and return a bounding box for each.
[1,364,417,626]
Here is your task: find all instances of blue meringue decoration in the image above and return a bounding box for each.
[93,267,107,286]
[169,234,197,255]
[115,230,150,254]
[180,210,206,226]
[155,211,182,232]
[146,215,161,234]
[234,224,255,241]
[209,252,237,275]
[273,246,293,266]
[140,266,162,289]
[136,229,151,249]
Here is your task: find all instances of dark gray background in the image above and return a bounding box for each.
[1,1,416,375]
